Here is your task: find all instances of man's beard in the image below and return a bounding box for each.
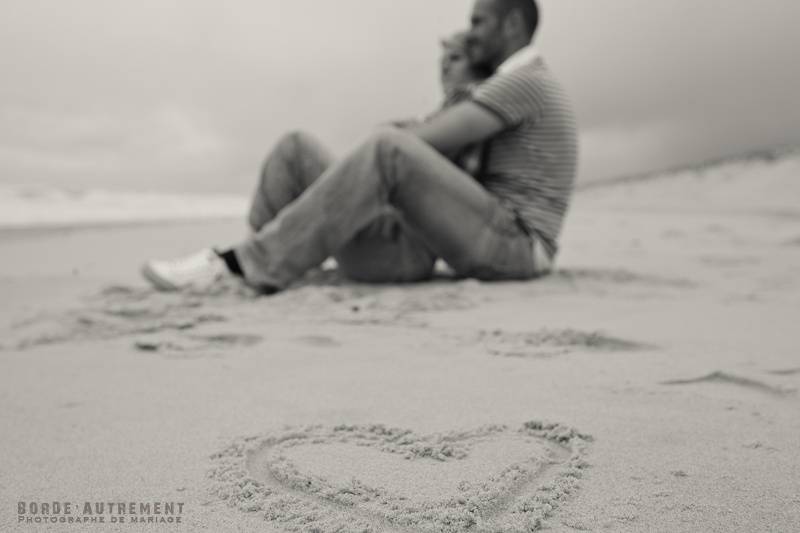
[468,42,503,74]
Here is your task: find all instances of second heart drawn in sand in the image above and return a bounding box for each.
[209,421,592,532]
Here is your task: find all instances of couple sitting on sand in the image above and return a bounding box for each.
[142,0,578,295]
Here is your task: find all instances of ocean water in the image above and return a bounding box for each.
[0,184,248,229]
[2,148,797,230]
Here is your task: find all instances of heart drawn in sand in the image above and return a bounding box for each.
[209,421,592,532]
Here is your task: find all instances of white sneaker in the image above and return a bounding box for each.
[141,248,231,292]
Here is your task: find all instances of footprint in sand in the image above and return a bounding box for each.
[480,328,652,359]
[208,421,591,533]
[552,268,696,289]
[704,224,733,235]
[697,255,761,268]
[7,285,233,351]
[661,229,687,240]
[294,335,341,348]
[661,371,796,397]
[196,334,263,347]
[767,368,800,377]
[135,333,263,358]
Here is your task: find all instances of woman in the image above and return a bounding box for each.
[436,31,491,177]
[440,31,491,106]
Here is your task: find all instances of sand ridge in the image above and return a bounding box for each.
[661,371,797,397]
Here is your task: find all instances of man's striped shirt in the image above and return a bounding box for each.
[471,54,579,258]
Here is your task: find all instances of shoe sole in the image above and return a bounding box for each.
[140,262,181,292]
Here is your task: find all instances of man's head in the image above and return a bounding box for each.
[467,0,539,72]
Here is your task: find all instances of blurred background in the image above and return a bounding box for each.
[1,0,799,198]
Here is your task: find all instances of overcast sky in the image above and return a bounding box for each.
[1,0,799,193]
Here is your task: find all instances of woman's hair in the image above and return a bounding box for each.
[440,31,470,53]
[440,31,492,81]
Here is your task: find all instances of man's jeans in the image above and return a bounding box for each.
[235,128,550,289]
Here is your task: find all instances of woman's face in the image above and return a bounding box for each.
[441,43,476,93]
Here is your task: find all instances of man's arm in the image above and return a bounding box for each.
[405,101,504,155]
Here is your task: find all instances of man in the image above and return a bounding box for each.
[142,0,578,294]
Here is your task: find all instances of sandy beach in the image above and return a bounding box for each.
[1,151,799,532]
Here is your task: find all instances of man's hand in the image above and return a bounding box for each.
[406,101,504,154]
